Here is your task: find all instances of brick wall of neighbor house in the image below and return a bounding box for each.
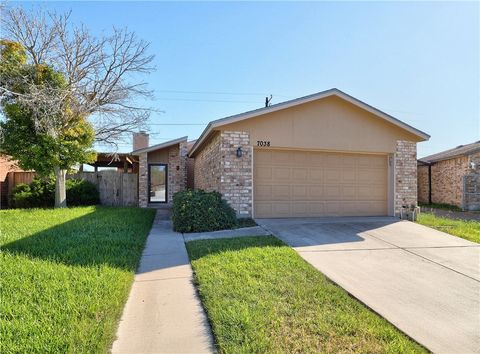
[193,131,253,217]
[463,152,480,211]
[395,140,417,215]
[464,174,480,211]
[138,152,148,207]
[194,132,223,192]
[417,165,429,204]
[219,131,252,217]
[167,142,188,201]
[430,156,469,207]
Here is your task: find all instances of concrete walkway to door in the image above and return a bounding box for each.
[111,210,214,354]
[257,217,480,354]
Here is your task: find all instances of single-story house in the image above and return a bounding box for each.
[418,141,480,210]
[135,88,429,218]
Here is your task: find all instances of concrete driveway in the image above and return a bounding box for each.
[257,217,480,354]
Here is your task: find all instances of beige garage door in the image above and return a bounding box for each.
[254,149,388,218]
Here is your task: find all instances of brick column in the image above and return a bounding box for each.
[395,140,417,216]
[138,152,148,207]
[167,142,188,202]
[220,131,252,217]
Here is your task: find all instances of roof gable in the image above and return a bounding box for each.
[131,136,188,154]
[189,88,429,157]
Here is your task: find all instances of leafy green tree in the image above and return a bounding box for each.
[0,40,95,207]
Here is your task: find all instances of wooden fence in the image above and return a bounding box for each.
[1,171,36,208]
[69,171,138,207]
[1,170,138,208]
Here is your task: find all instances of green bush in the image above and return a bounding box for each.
[11,177,99,208]
[172,189,238,233]
[66,178,100,206]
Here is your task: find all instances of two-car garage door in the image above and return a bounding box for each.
[254,149,388,218]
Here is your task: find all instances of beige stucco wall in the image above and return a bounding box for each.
[220,96,422,154]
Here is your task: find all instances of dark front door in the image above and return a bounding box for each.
[149,164,167,203]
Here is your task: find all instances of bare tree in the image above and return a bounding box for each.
[1,6,155,150]
[0,5,155,207]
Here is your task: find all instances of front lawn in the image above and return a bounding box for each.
[186,236,426,353]
[0,206,155,353]
[416,213,480,243]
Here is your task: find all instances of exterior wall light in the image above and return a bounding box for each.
[236,147,243,158]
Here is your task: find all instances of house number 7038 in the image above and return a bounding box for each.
[257,140,271,147]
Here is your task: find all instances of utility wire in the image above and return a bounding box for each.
[156,89,291,98]
[156,97,262,103]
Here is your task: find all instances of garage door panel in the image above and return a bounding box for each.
[293,168,308,180]
[292,185,308,200]
[325,169,341,182]
[342,169,356,183]
[254,149,388,218]
[273,167,291,180]
[255,166,272,180]
[309,168,323,182]
[271,185,291,200]
[272,151,291,164]
[308,185,324,199]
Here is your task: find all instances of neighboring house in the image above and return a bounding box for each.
[136,88,429,218]
[418,141,480,211]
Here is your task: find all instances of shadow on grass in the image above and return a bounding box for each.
[186,235,285,261]
[2,207,155,270]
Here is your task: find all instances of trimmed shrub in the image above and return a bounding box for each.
[172,189,237,233]
[11,177,99,208]
[66,179,100,206]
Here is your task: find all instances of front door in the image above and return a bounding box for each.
[149,164,167,203]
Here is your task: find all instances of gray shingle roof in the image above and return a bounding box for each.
[419,141,480,163]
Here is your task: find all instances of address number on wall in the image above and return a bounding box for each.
[257,140,271,147]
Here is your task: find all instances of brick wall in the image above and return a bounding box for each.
[193,132,222,192]
[193,131,253,217]
[138,152,148,207]
[219,131,252,217]
[167,142,188,201]
[430,156,469,207]
[417,164,429,204]
[395,140,417,215]
[463,152,480,210]
[464,174,480,211]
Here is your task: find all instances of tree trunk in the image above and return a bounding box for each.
[54,166,67,208]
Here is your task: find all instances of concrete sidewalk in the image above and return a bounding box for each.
[111,212,214,354]
[183,226,270,242]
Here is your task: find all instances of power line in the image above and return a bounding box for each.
[156,89,291,97]
[148,123,207,126]
[156,97,262,104]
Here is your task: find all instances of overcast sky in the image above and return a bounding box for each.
[14,1,480,158]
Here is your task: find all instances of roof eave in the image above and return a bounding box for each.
[131,136,188,155]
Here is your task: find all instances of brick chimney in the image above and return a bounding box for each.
[133,131,149,151]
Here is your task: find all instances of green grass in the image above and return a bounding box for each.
[186,236,426,354]
[419,203,463,212]
[0,206,155,354]
[417,213,480,243]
